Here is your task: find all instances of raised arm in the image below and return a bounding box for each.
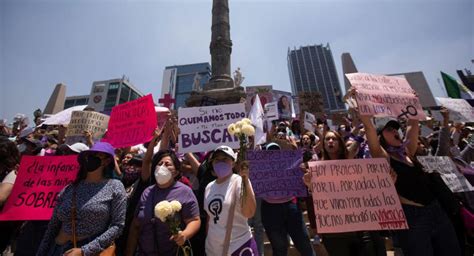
[359,114,388,159]
[435,107,451,156]
[405,119,420,158]
[142,128,163,182]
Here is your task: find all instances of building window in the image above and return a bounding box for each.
[130,91,139,101]
[119,84,131,104]
[104,84,119,111]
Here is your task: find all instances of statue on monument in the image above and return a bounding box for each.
[233,67,245,87]
[193,73,202,91]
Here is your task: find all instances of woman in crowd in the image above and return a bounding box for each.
[204,145,258,255]
[130,150,200,255]
[359,104,462,255]
[304,130,386,256]
[37,142,127,256]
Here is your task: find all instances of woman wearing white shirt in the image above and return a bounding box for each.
[204,145,258,256]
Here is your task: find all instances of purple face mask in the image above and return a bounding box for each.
[213,161,233,178]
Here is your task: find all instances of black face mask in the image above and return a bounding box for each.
[84,155,103,172]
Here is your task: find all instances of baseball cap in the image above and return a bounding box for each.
[210,145,237,162]
[375,118,400,135]
[265,142,281,150]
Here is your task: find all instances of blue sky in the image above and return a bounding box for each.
[1,0,473,124]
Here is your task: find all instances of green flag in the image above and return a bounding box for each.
[441,71,461,98]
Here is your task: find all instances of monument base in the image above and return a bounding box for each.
[185,86,246,107]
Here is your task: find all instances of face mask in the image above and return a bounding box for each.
[84,155,103,172]
[213,161,233,178]
[154,165,172,185]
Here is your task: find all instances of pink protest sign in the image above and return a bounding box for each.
[103,94,157,148]
[346,73,426,120]
[308,158,408,233]
[0,156,79,221]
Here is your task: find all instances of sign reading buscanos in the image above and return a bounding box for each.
[0,156,79,221]
[435,97,474,123]
[346,73,426,120]
[247,150,307,198]
[417,156,474,193]
[178,103,245,153]
[308,158,408,233]
[102,94,157,148]
[65,111,109,144]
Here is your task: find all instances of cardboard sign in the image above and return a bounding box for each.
[346,73,426,120]
[264,102,279,121]
[178,103,245,153]
[417,156,474,193]
[308,158,408,233]
[247,150,306,198]
[65,111,109,144]
[0,156,79,221]
[435,97,474,123]
[102,94,157,148]
[304,112,316,132]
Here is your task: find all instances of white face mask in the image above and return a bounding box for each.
[154,164,172,185]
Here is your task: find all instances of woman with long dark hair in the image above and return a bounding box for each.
[360,111,462,256]
[304,130,386,256]
[37,142,127,256]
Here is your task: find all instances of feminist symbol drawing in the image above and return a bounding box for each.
[398,105,417,119]
[208,198,222,224]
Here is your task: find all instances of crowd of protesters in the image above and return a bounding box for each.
[1,89,474,256]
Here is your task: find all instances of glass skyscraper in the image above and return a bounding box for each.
[162,63,211,109]
[287,44,345,112]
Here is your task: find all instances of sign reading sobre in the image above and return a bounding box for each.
[346,73,426,120]
[102,94,157,148]
[65,111,109,144]
[0,156,79,221]
[308,158,408,233]
[248,150,307,198]
[417,156,474,193]
[435,97,474,123]
[178,103,245,153]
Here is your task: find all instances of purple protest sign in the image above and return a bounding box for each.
[248,150,307,198]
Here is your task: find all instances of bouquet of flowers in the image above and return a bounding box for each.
[227,118,255,204]
[154,200,192,256]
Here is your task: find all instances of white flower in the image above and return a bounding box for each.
[241,118,252,125]
[227,123,236,136]
[234,127,241,135]
[241,124,255,136]
[154,201,173,222]
[235,121,244,129]
[170,200,182,213]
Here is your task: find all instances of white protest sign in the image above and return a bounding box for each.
[435,97,474,123]
[178,103,245,153]
[304,112,316,132]
[65,111,109,144]
[417,156,474,193]
[264,102,279,121]
[346,73,426,120]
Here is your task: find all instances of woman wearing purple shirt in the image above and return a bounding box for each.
[133,150,200,255]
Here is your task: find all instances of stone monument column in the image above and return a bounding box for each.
[206,0,234,90]
[186,0,245,107]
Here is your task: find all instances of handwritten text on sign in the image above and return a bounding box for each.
[417,156,474,193]
[0,156,79,221]
[435,97,474,123]
[66,111,109,144]
[248,150,307,198]
[103,94,157,148]
[346,73,426,120]
[178,103,245,153]
[308,158,408,233]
